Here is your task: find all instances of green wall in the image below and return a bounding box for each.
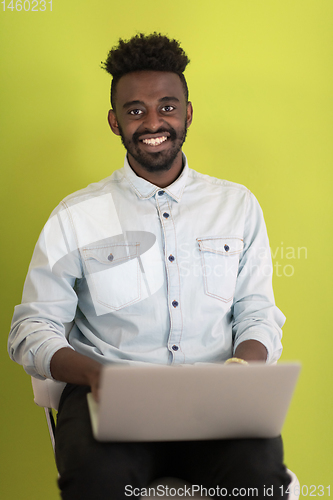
[1,1,332,498]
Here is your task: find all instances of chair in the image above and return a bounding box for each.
[31,376,300,500]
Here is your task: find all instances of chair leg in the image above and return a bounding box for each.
[286,469,300,500]
[44,407,56,453]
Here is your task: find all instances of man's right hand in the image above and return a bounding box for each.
[50,347,102,402]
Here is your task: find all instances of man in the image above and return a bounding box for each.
[9,33,290,499]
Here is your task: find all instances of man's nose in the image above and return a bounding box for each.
[144,109,163,131]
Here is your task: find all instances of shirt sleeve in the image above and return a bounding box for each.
[232,192,286,363]
[8,203,82,379]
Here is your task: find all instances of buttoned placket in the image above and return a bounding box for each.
[155,190,185,363]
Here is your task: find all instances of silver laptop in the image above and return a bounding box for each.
[87,362,301,442]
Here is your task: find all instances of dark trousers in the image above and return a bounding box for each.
[55,384,291,500]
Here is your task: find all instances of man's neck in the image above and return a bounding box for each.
[127,152,184,188]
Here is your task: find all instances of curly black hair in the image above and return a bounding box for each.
[101,33,190,109]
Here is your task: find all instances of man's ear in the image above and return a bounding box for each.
[108,109,121,136]
[186,101,193,129]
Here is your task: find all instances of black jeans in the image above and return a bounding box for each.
[55,384,291,500]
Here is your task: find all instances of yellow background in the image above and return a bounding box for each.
[1,1,332,498]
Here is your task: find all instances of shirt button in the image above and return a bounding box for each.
[158,190,165,196]
[163,212,169,218]
[224,244,230,252]
[172,345,179,351]
[172,300,178,307]
[168,255,175,262]
[108,254,114,261]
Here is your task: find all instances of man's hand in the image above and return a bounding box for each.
[232,339,267,363]
[50,347,103,402]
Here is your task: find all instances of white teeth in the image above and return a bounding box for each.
[142,136,168,146]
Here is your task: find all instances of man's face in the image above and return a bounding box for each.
[108,71,193,174]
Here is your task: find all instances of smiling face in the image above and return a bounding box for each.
[108,71,193,187]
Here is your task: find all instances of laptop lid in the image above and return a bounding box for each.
[87,362,301,442]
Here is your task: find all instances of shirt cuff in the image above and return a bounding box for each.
[34,337,74,379]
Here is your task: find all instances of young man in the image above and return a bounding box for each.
[9,33,290,499]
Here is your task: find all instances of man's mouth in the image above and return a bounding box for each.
[141,136,168,147]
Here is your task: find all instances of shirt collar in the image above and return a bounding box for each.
[123,153,189,202]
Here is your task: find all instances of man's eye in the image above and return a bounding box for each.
[162,105,175,112]
[129,109,143,116]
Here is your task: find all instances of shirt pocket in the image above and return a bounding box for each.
[196,237,243,302]
[82,243,141,311]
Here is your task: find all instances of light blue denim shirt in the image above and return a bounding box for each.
[8,155,285,379]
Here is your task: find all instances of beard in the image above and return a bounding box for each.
[118,121,188,173]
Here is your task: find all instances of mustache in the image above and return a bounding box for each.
[132,127,177,144]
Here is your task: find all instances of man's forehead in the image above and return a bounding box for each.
[115,71,185,104]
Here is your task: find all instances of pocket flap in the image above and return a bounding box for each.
[83,243,139,265]
[197,237,243,256]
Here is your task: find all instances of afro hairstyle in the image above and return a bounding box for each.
[101,33,190,109]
